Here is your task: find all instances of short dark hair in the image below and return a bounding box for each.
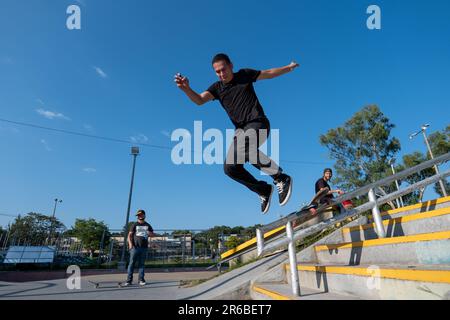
[212,53,232,65]
[323,168,333,174]
[136,209,146,216]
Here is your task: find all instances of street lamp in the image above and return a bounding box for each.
[409,124,447,197]
[119,146,140,269]
[388,158,404,208]
[49,198,63,243]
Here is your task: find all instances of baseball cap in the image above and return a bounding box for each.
[136,209,146,216]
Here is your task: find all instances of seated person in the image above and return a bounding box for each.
[312,168,344,213]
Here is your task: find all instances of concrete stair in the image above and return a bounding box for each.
[251,196,450,300]
[343,207,450,242]
[251,282,360,300]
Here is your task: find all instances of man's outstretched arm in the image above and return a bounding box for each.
[174,73,214,106]
[257,61,299,81]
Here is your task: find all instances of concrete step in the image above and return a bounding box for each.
[286,263,450,300]
[315,230,450,265]
[370,196,450,222]
[343,207,450,242]
[251,282,361,300]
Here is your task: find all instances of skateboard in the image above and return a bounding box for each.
[87,280,148,288]
[88,280,126,288]
[291,188,331,226]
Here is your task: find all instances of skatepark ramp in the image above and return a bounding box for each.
[190,152,450,299]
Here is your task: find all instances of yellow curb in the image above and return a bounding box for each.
[343,207,450,234]
[286,264,450,284]
[315,230,450,252]
[221,226,285,259]
[252,284,292,300]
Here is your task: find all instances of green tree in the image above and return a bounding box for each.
[69,219,110,258]
[395,152,435,204]
[398,126,450,201]
[172,230,192,236]
[319,105,401,191]
[8,212,66,245]
[224,236,244,250]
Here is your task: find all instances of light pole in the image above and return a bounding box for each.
[49,198,62,243]
[410,124,447,197]
[119,146,140,269]
[388,158,404,208]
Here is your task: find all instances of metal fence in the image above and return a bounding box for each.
[0,228,230,267]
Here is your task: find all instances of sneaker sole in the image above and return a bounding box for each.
[279,177,293,206]
[262,185,274,214]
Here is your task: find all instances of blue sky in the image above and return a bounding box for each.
[0,0,449,231]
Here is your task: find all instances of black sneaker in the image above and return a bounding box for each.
[274,174,293,206]
[259,185,273,214]
[123,281,132,287]
[139,280,146,286]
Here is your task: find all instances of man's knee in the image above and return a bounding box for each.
[224,163,242,177]
[224,163,234,177]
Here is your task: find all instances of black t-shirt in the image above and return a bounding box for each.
[207,68,268,128]
[130,222,153,248]
[315,178,333,202]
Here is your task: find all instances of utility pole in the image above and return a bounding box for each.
[49,198,62,244]
[119,147,140,269]
[410,124,447,197]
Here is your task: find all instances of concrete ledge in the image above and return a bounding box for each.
[343,207,450,242]
[372,196,450,221]
[315,231,450,265]
[286,264,450,300]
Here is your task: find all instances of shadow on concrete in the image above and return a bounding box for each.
[179,252,287,300]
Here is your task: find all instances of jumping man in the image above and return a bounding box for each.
[175,53,298,214]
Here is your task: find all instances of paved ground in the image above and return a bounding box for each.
[0,270,219,300]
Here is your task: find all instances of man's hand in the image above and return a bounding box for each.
[288,61,299,71]
[128,244,134,250]
[174,73,190,91]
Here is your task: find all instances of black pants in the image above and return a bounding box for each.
[224,119,282,196]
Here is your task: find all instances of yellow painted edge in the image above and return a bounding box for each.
[287,264,450,284]
[343,207,450,234]
[221,226,286,259]
[315,230,450,252]
[252,285,291,300]
[374,196,450,218]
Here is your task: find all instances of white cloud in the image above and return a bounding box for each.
[83,167,97,173]
[36,108,70,120]
[93,66,108,78]
[40,139,52,151]
[130,134,149,144]
[83,124,95,132]
[161,130,171,138]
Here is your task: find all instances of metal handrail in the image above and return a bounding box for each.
[256,151,450,297]
[260,152,450,233]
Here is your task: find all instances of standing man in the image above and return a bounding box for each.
[314,168,344,206]
[124,209,156,286]
[174,53,298,214]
